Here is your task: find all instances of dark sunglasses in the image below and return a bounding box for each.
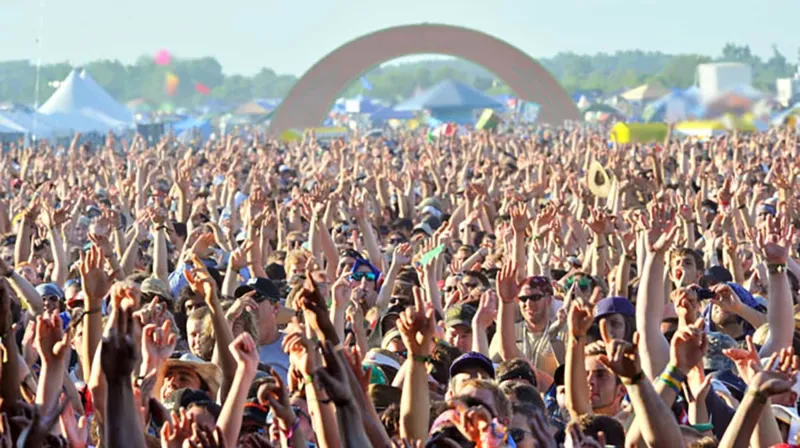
[462,282,480,289]
[518,294,546,303]
[389,237,406,245]
[350,271,377,282]
[443,286,457,293]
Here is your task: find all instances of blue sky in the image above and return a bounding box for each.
[1,0,797,76]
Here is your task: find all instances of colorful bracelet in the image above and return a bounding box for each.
[281,418,300,439]
[658,374,681,394]
[691,423,713,432]
[304,374,314,385]
[665,364,687,383]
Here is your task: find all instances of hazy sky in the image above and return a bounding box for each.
[1,0,797,76]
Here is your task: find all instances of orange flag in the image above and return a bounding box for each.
[165,72,180,96]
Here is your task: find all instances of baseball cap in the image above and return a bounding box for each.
[36,283,64,300]
[445,303,476,329]
[704,266,733,286]
[594,296,635,320]
[234,277,281,303]
[449,352,495,379]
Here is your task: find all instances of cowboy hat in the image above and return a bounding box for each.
[155,354,222,402]
[587,160,615,198]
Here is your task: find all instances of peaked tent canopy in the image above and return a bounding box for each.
[39,69,134,133]
[78,70,135,124]
[621,84,671,102]
[395,79,504,112]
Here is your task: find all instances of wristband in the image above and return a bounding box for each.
[412,354,431,363]
[691,423,713,432]
[281,418,300,439]
[621,371,645,385]
[748,388,767,404]
[304,374,314,385]
[665,364,687,383]
[768,263,787,275]
[658,374,681,394]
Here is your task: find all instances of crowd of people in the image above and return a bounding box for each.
[0,125,799,447]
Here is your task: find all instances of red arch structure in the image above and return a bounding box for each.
[267,24,579,135]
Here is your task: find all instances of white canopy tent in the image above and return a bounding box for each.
[78,70,135,124]
[39,69,134,133]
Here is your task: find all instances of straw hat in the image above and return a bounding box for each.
[587,160,614,198]
[155,354,222,402]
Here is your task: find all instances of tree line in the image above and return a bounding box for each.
[0,43,795,109]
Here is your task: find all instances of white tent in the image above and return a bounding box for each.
[0,114,27,134]
[0,110,65,138]
[39,69,133,133]
[78,69,135,124]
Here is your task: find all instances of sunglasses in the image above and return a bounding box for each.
[389,237,406,245]
[350,271,377,282]
[393,349,408,358]
[443,286,457,293]
[518,294,546,303]
[462,282,480,289]
[565,276,591,291]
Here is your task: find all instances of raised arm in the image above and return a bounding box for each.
[217,333,259,447]
[755,215,794,357]
[636,205,679,379]
[564,300,594,419]
[398,287,435,441]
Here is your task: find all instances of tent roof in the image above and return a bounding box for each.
[0,114,28,134]
[78,70,134,123]
[395,79,503,111]
[39,69,133,132]
[621,84,671,102]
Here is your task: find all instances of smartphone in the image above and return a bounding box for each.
[695,288,716,300]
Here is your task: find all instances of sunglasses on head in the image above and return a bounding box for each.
[350,271,377,282]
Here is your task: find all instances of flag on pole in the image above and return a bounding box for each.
[194,82,211,95]
[360,76,373,91]
[165,72,180,96]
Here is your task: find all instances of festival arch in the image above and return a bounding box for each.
[267,24,580,135]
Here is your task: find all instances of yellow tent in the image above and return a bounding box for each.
[675,118,755,138]
[610,123,668,144]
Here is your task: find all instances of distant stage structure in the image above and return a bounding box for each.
[267,23,579,135]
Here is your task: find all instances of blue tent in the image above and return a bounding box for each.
[370,106,414,123]
[396,80,503,112]
[171,116,211,142]
[643,87,703,122]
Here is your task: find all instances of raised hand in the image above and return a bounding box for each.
[281,324,320,376]
[224,292,258,323]
[723,335,760,383]
[755,214,794,264]
[585,207,613,236]
[396,287,435,357]
[314,340,353,406]
[59,403,89,448]
[142,320,177,367]
[596,321,641,380]
[257,368,295,427]
[229,332,259,377]
[392,242,413,267]
[684,365,713,404]
[185,255,218,303]
[472,290,497,330]
[101,304,138,381]
[669,318,708,375]
[496,260,519,303]
[640,202,679,254]
[568,301,595,339]
[709,283,744,314]
[160,409,194,448]
[509,203,530,234]
[34,312,71,365]
[79,244,111,311]
[185,423,226,448]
